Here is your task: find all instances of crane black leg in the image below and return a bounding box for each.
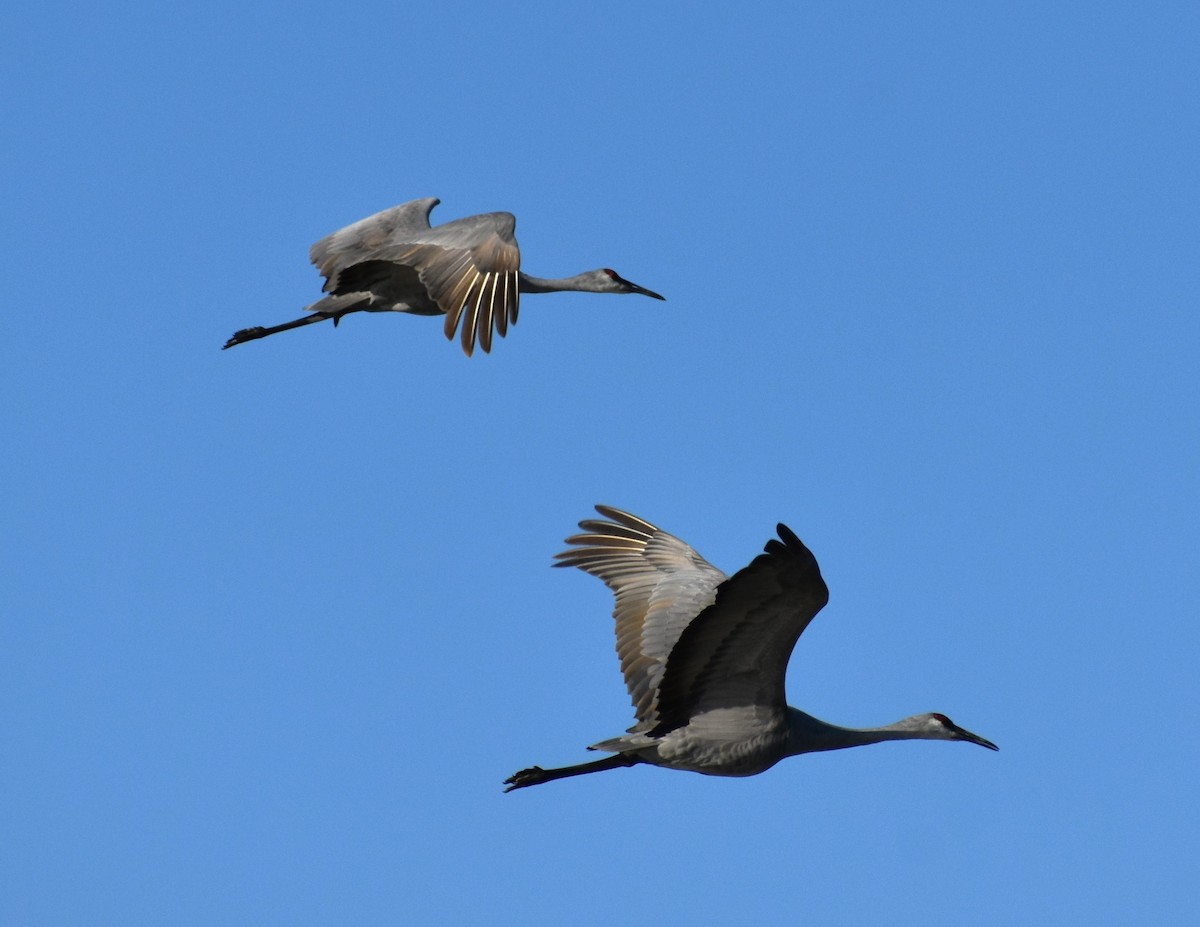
[222,312,334,349]
[504,753,639,792]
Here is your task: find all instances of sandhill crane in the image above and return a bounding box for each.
[222,197,664,356]
[505,506,997,792]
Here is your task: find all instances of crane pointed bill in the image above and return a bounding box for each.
[953,725,999,751]
[632,283,666,300]
[614,273,665,300]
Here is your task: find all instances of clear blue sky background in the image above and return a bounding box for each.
[3,3,1197,924]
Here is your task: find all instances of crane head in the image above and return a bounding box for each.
[601,269,666,300]
[927,713,999,750]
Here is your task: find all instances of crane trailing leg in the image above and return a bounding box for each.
[223,309,363,350]
[504,752,640,792]
[223,312,333,349]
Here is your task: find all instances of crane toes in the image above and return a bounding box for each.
[223,327,266,349]
[503,766,547,792]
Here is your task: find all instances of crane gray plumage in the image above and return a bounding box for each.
[505,506,997,792]
[222,197,665,356]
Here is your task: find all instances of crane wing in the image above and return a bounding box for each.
[309,197,440,291]
[648,524,829,737]
[307,199,520,356]
[389,211,521,356]
[553,506,728,729]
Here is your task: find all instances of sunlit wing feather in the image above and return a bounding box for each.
[554,506,728,728]
[393,214,521,356]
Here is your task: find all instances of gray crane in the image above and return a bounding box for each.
[505,506,997,792]
[222,197,665,356]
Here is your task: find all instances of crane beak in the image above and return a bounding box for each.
[630,283,666,301]
[953,724,999,751]
[613,273,665,300]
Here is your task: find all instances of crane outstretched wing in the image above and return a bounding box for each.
[648,524,829,736]
[554,506,728,729]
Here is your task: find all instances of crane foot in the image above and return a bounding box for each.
[503,766,548,792]
[223,327,266,349]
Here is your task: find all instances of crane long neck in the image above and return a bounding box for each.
[785,709,935,756]
[518,271,599,294]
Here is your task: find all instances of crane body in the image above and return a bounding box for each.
[505,506,997,792]
[223,197,664,355]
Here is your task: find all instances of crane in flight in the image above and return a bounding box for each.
[222,197,664,356]
[505,506,997,792]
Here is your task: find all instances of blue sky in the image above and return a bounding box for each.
[3,2,1197,924]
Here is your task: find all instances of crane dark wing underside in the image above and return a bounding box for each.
[326,261,439,315]
[648,524,829,737]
